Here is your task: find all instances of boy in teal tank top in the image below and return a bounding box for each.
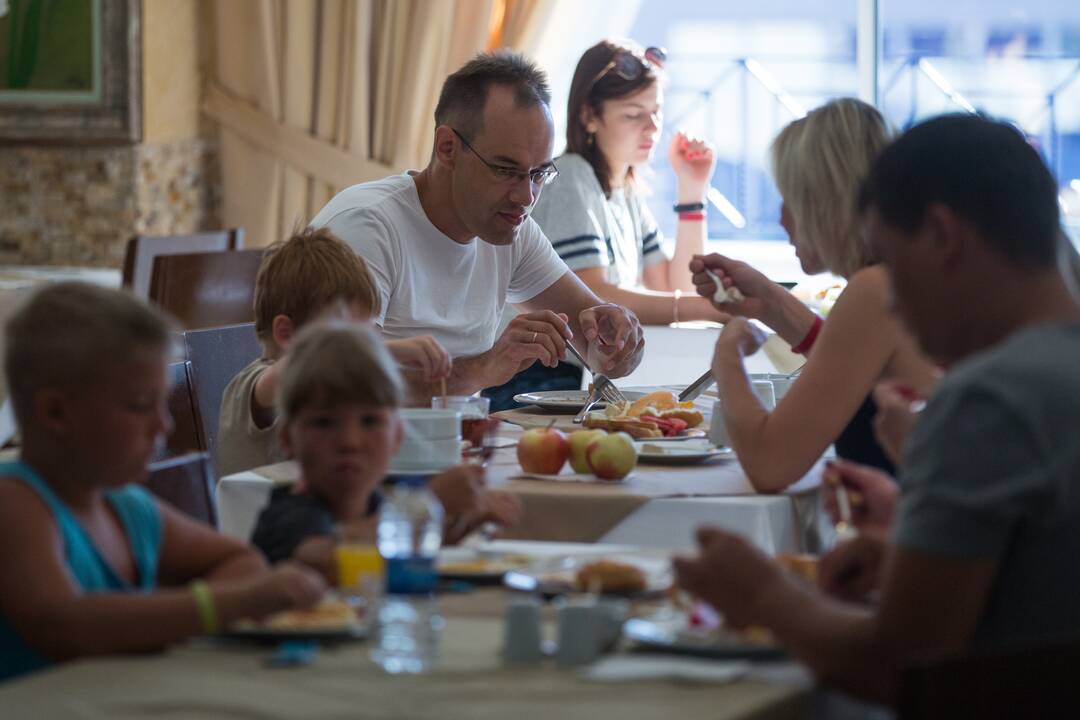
[0,283,328,682]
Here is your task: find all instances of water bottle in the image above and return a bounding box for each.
[371,474,445,674]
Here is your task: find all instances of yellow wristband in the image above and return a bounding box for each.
[190,580,218,635]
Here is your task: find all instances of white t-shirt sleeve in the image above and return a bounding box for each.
[319,207,397,326]
[507,220,571,304]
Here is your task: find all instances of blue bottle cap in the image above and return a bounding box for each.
[391,473,432,488]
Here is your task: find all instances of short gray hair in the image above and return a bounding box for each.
[434,51,551,141]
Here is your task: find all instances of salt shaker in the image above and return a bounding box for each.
[502,597,543,666]
[556,600,600,667]
[709,398,729,447]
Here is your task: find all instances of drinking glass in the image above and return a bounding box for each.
[431,395,490,450]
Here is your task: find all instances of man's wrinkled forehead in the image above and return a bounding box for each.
[474,85,555,168]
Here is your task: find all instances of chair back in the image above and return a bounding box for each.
[162,360,205,460]
[148,249,264,329]
[900,639,1080,719]
[181,323,262,468]
[123,229,244,299]
[144,451,217,526]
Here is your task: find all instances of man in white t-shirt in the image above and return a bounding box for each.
[310,53,644,399]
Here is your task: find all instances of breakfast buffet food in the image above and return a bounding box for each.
[583,390,705,438]
[261,598,359,631]
[575,559,648,594]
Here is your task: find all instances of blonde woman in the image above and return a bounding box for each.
[690,98,938,492]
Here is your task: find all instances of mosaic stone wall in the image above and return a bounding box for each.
[0,137,220,267]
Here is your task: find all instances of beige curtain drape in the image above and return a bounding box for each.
[204,0,553,248]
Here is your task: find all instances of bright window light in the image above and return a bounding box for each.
[708,187,748,229]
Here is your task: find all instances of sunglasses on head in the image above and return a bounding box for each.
[587,46,667,94]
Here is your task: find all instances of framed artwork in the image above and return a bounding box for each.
[0,0,140,143]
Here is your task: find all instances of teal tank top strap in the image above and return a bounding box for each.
[0,460,70,519]
[0,461,108,586]
[105,485,163,590]
[0,460,163,591]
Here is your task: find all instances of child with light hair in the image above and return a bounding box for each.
[250,321,520,574]
[0,282,325,682]
[217,226,451,477]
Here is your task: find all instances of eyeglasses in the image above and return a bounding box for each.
[451,129,560,187]
[586,46,667,96]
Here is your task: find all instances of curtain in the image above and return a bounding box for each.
[204,0,553,248]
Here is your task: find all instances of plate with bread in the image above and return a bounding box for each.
[504,554,672,598]
[623,609,785,660]
[582,390,707,440]
[437,547,536,583]
[513,389,647,412]
[225,596,366,643]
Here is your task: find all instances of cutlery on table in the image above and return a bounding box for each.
[824,465,859,542]
[573,386,603,424]
[564,342,627,405]
[678,369,714,403]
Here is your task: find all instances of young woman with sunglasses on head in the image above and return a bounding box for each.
[482,40,728,408]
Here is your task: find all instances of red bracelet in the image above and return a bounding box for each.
[791,315,823,354]
[678,212,706,222]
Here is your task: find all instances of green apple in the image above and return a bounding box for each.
[586,431,638,480]
[567,429,606,473]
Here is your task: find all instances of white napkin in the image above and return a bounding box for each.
[580,656,749,684]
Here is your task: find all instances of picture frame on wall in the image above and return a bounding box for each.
[0,0,141,144]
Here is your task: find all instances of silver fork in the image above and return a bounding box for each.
[564,342,627,404]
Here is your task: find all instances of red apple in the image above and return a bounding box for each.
[586,431,638,480]
[517,426,569,474]
[568,429,606,473]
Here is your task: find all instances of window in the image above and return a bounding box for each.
[625,1,858,247]
[537,1,1080,256]
[878,1,1080,243]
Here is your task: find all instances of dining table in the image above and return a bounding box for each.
[0,541,816,720]
[216,389,832,555]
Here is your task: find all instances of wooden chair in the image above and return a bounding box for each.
[123,229,245,299]
[144,452,217,527]
[148,249,264,329]
[180,323,262,469]
[162,360,205,460]
[899,639,1080,719]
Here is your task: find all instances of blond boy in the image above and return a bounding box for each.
[0,283,324,680]
[217,227,450,476]
[251,321,521,570]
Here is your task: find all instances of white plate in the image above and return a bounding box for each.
[623,609,784,660]
[436,547,536,581]
[636,439,732,465]
[513,389,646,412]
[504,552,673,598]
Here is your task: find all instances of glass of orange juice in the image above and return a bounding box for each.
[335,525,384,623]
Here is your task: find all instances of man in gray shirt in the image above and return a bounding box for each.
[672,114,1080,706]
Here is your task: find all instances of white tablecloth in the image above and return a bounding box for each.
[217,455,830,555]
